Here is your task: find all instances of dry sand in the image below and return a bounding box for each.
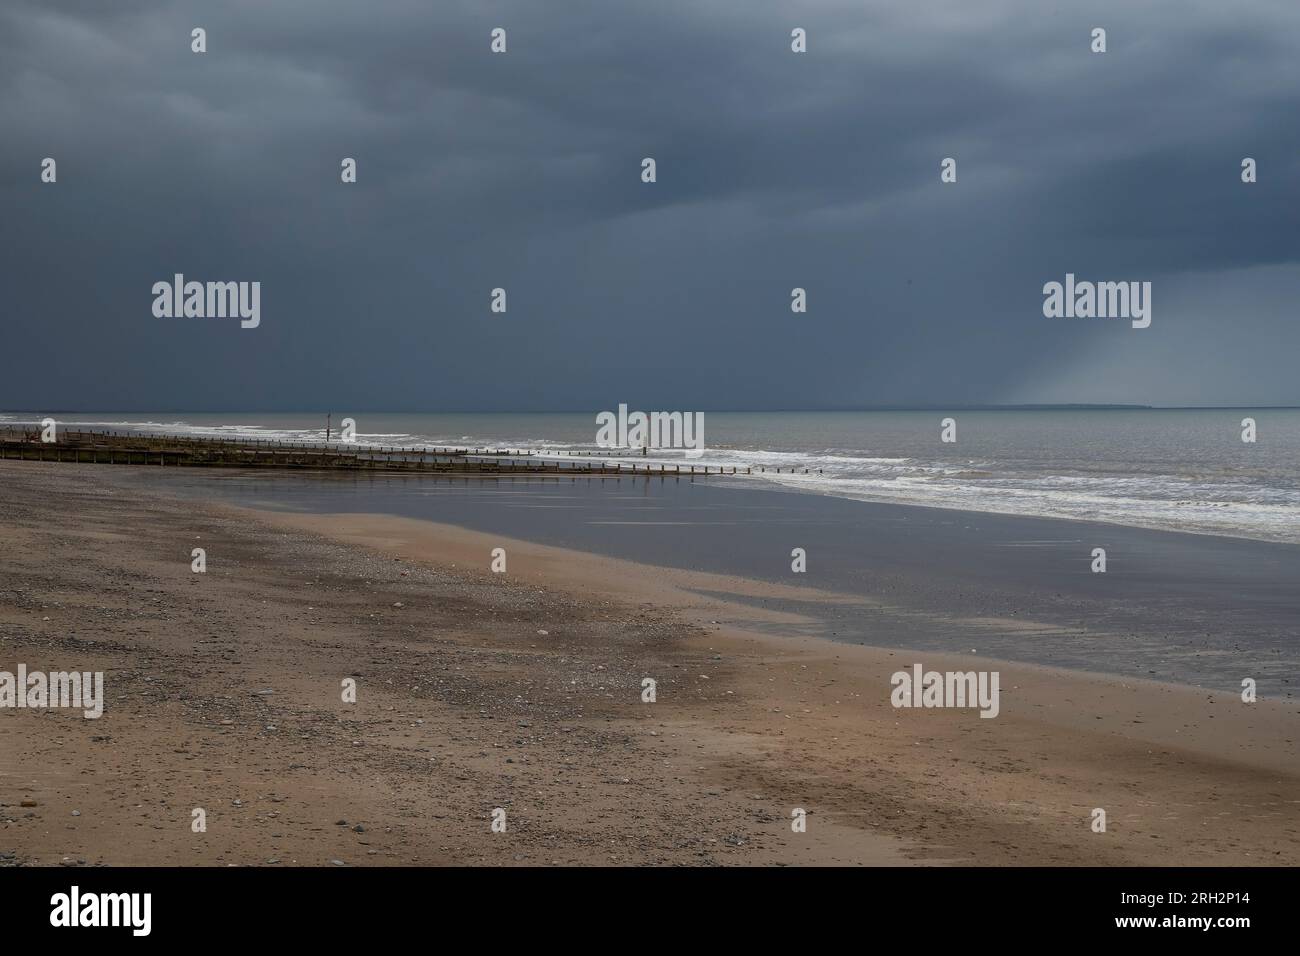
[1,461,1296,866]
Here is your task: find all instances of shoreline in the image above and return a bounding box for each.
[101,464,1300,693]
[742,472,1300,547]
[7,407,1300,545]
[249,507,1300,758]
[2,462,1297,866]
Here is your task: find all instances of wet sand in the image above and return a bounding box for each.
[103,467,1300,693]
[1,461,1297,866]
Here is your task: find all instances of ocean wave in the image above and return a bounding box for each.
[748,470,1300,543]
[7,413,1298,543]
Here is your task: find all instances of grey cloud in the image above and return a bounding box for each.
[1,0,1297,411]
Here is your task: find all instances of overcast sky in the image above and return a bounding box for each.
[2,0,1297,411]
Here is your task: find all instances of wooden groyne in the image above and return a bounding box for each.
[0,427,754,477]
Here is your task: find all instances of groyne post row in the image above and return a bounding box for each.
[0,428,758,476]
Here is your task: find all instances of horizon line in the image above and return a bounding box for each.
[5,404,1300,415]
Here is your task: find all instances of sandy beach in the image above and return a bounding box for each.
[1,461,1297,866]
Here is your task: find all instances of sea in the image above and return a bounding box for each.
[5,408,1299,544]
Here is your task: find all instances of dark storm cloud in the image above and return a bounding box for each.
[2,0,1298,411]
